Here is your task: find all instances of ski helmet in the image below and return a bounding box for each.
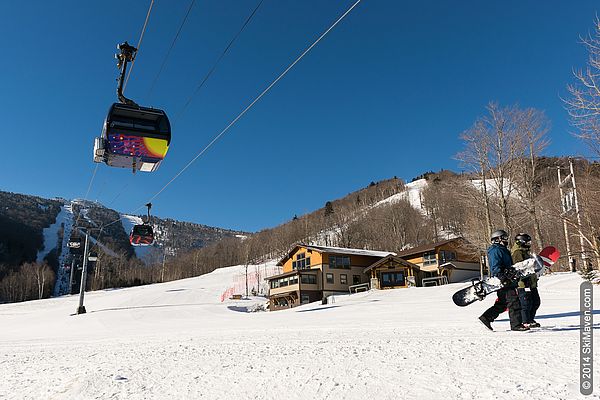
[515,233,531,248]
[490,229,509,245]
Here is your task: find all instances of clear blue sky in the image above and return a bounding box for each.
[0,1,598,232]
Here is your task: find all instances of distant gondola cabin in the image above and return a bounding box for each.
[129,224,154,246]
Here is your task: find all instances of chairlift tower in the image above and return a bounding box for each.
[557,158,588,272]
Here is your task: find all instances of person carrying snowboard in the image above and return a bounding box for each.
[479,229,529,331]
[512,233,541,328]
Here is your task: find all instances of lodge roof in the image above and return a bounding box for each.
[396,237,466,258]
[364,254,421,273]
[276,244,395,266]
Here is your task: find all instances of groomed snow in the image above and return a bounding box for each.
[35,202,75,296]
[374,178,427,211]
[0,269,598,400]
[36,204,69,264]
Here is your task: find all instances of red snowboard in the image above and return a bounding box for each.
[538,246,560,268]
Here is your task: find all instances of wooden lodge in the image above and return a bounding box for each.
[395,237,481,286]
[266,238,480,310]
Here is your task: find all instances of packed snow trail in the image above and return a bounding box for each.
[35,202,75,296]
[0,268,597,400]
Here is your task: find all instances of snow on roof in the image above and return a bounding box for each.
[300,244,395,258]
[277,244,394,266]
[396,237,465,257]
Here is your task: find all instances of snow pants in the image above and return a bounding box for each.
[518,287,541,323]
[481,286,522,330]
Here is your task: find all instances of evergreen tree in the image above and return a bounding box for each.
[580,263,597,282]
[324,201,334,217]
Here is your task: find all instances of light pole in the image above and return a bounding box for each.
[76,229,90,315]
[69,257,76,294]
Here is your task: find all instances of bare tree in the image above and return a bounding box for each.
[512,108,551,249]
[458,103,541,236]
[565,17,600,156]
[34,263,54,299]
[484,103,524,233]
[456,111,494,238]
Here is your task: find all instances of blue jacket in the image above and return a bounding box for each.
[487,243,513,277]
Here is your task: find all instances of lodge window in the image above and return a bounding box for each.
[301,274,317,284]
[439,250,456,263]
[340,274,347,285]
[292,252,311,270]
[301,294,310,304]
[329,256,350,269]
[380,271,406,287]
[271,275,299,288]
[353,275,361,285]
[326,273,334,284]
[423,252,437,266]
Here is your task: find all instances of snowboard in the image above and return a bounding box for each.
[452,246,560,307]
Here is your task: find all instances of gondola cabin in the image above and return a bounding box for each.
[130,224,154,246]
[94,103,171,172]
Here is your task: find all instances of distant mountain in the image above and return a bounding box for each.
[0,191,247,295]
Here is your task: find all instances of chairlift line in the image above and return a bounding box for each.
[76,0,157,218]
[123,0,155,92]
[147,0,197,100]
[176,0,265,120]
[92,0,362,230]
[146,0,363,204]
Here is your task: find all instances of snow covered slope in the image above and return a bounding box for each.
[36,201,76,296]
[374,178,427,210]
[0,269,597,400]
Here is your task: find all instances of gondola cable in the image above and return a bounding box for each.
[99,0,363,230]
[123,0,155,92]
[146,0,197,100]
[94,0,266,225]
[106,174,136,207]
[72,163,100,229]
[76,0,157,231]
[147,0,362,204]
[176,0,265,120]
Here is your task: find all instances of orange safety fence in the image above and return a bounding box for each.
[220,264,281,302]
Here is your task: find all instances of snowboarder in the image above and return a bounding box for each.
[512,233,541,328]
[478,230,529,331]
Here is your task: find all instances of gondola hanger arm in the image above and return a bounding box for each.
[115,42,139,106]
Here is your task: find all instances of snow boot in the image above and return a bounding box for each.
[479,316,493,331]
[512,324,530,331]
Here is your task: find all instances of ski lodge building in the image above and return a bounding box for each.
[395,237,481,286]
[266,238,480,311]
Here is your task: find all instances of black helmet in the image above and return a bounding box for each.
[491,229,509,245]
[515,233,532,248]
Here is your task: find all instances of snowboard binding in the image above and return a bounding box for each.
[497,267,522,285]
[471,279,486,300]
